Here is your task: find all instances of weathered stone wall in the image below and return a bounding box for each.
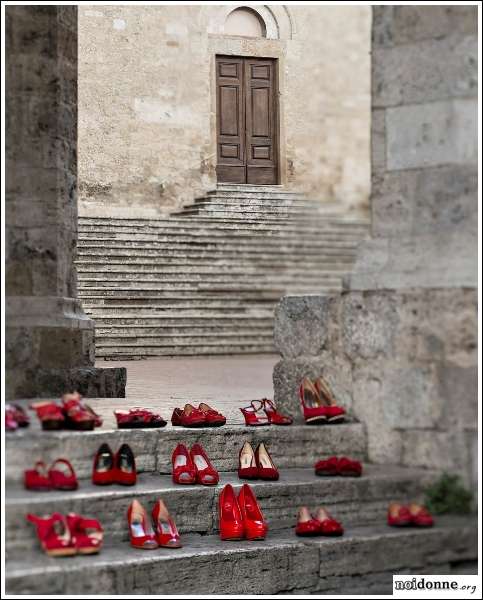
[78,5,371,218]
[273,6,478,488]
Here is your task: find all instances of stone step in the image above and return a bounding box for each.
[175,209,349,220]
[91,314,274,326]
[82,298,277,309]
[77,270,346,282]
[97,333,275,346]
[5,517,476,595]
[78,280,342,291]
[5,465,439,559]
[79,287,339,299]
[96,344,277,358]
[78,290,288,301]
[192,196,325,208]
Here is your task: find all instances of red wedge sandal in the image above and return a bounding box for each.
[27,513,77,557]
[30,401,65,430]
[67,513,103,554]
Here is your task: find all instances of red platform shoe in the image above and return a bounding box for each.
[261,399,292,425]
[313,377,346,423]
[24,461,51,491]
[115,443,137,486]
[48,458,78,490]
[295,506,322,537]
[255,442,279,481]
[127,500,158,549]
[61,393,96,430]
[27,512,77,557]
[190,443,219,486]
[30,401,65,431]
[238,484,268,540]
[240,400,270,426]
[67,513,103,554]
[238,441,259,480]
[408,503,434,527]
[171,404,206,428]
[219,483,245,541]
[198,403,226,427]
[387,502,412,527]
[92,443,116,485]
[114,407,166,429]
[152,499,182,548]
[172,443,196,485]
[299,378,328,424]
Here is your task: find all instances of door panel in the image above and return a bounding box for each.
[216,56,278,185]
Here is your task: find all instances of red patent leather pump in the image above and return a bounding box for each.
[219,484,245,541]
[48,458,78,490]
[295,506,322,537]
[299,378,328,424]
[26,513,77,557]
[190,443,219,486]
[238,441,258,480]
[314,507,344,536]
[387,503,412,527]
[238,484,268,540]
[240,400,270,426]
[313,377,346,423]
[261,399,293,425]
[198,403,226,427]
[255,443,279,481]
[66,513,103,554]
[152,499,182,548]
[172,443,196,485]
[92,443,116,485]
[127,500,158,549]
[115,443,137,486]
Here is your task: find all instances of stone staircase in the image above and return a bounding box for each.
[5,402,477,594]
[76,185,369,359]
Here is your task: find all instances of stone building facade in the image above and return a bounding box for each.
[77,4,371,218]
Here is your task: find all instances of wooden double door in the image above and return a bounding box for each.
[216,55,279,185]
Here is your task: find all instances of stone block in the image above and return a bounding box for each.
[371,108,386,174]
[386,98,477,171]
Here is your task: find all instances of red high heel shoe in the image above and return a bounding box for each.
[92,443,116,485]
[66,513,103,554]
[238,484,268,540]
[127,500,158,549]
[387,503,412,527]
[255,442,279,481]
[261,399,293,425]
[198,403,226,427]
[219,484,245,541]
[114,407,166,429]
[313,377,346,423]
[30,401,65,430]
[172,443,196,485]
[26,513,77,556]
[152,499,182,548]
[190,443,219,486]
[314,507,344,536]
[115,443,137,486]
[295,506,322,537]
[48,458,78,490]
[61,393,96,430]
[299,378,328,424]
[240,400,270,426]
[238,441,258,480]
[171,404,206,428]
[24,461,51,491]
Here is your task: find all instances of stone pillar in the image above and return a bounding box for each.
[6,6,125,398]
[274,6,477,487]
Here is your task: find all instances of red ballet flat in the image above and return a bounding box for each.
[92,443,116,485]
[313,377,346,423]
[295,507,321,537]
[238,441,259,480]
[314,507,344,536]
[171,404,206,428]
[26,512,77,557]
[66,513,103,554]
[24,461,51,491]
[127,500,158,549]
[255,442,279,481]
[198,403,226,427]
[238,484,268,541]
[48,458,78,490]
[261,399,293,425]
[152,499,182,548]
[240,400,270,426]
[190,443,219,486]
[387,502,412,527]
[299,378,328,424]
[314,456,340,476]
[115,443,137,486]
[30,401,65,430]
[172,443,196,485]
[114,407,166,429]
[338,456,362,477]
[61,393,95,431]
[219,484,245,541]
[408,503,434,527]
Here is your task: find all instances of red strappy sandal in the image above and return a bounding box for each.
[238,484,268,541]
[48,458,78,490]
[261,399,293,425]
[114,408,166,429]
[26,513,77,556]
[30,401,65,430]
[172,443,196,484]
[190,443,219,486]
[387,503,412,527]
[127,500,158,549]
[115,443,137,486]
[24,461,51,491]
[61,393,95,431]
[238,441,259,480]
[171,404,206,428]
[255,442,279,481]
[67,513,104,554]
[152,499,182,548]
[198,403,226,427]
[240,400,270,426]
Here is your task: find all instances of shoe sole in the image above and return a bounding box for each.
[45,548,77,557]
[118,423,166,429]
[77,547,102,555]
[305,416,328,424]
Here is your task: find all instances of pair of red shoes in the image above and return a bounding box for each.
[92,443,136,486]
[238,441,279,480]
[172,443,219,485]
[27,512,103,556]
[114,407,166,429]
[30,393,102,431]
[171,403,226,428]
[219,484,268,541]
[127,499,182,549]
[295,506,344,537]
[315,456,362,477]
[24,458,78,491]
[240,399,292,426]
[387,503,434,528]
[6,403,29,431]
[299,378,346,424]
